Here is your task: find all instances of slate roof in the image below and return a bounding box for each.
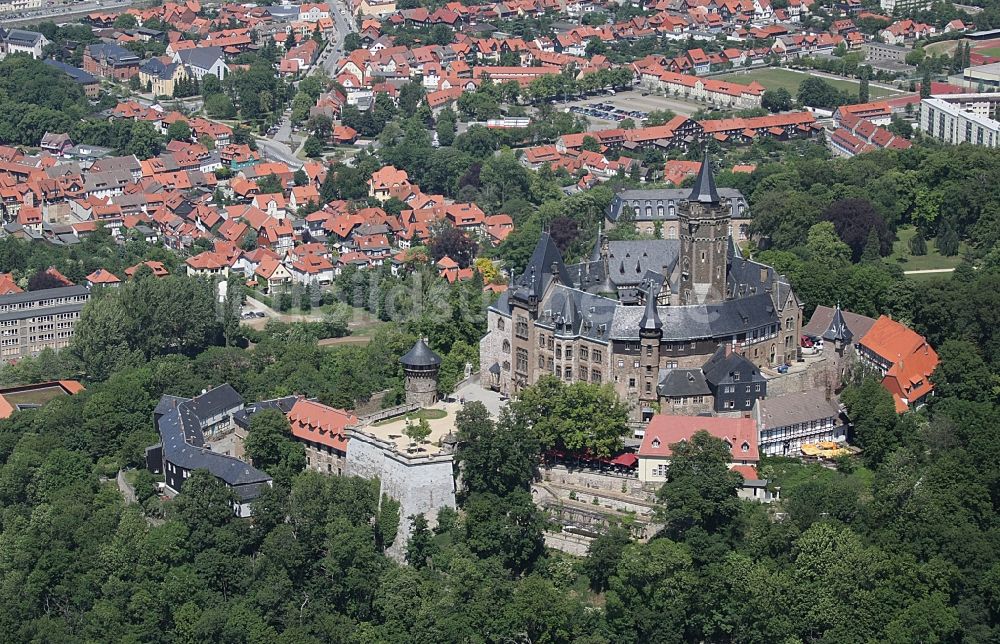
[0,285,89,306]
[703,344,763,386]
[44,60,98,85]
[658,368,711,397]
[689,149,720,203]
[822,305,852,343]
[607,187,748,221]
[5,29,44,47]
[140,57,181,80]
[177,46,225,71]
[803,305,877,341]
[755,390,840,430]
[510,231,572,303]
[155,387,271,489]
[87,43,140,65]
[400,338,442,367]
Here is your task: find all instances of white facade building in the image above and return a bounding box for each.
[920,93,1000,147]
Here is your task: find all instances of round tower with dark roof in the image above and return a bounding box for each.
[401,338,442,407]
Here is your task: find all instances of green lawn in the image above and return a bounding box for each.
[758,456,873,499]
[887,225,966,274]
[717,68,905,99]
[976,46,1000,58]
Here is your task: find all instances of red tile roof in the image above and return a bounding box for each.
[639,415,759,462]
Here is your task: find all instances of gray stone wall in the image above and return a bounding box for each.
[305,444,346,476]
[479,310,509,391]
[765,356,835,398]
[345,429,457,562]
[404,371,438,406]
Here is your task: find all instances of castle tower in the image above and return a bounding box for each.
[822,304,853,356]
[638,285,663,418]
[678,149,730,306]
[401,338,442,407]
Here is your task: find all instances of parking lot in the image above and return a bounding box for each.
[567,99,650,126]
[561,89,707,131]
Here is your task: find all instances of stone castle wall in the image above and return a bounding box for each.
[345,429,457,562]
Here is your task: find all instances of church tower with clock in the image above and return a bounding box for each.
[678,150,730,306]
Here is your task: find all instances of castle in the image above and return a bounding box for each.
[480,154,802,421]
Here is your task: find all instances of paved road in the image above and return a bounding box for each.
[256,135,304,168]
[903,268,956,275]
[1,0,129,26]
[316,0,357,77]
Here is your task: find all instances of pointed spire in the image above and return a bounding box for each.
[822,303,853,344]
[639,285,662,333]
[689,148,720,204]
[559,295,577,333]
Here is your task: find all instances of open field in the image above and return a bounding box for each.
[717,68,905,99]
[977,46,1000,57]
[888,225,967,274]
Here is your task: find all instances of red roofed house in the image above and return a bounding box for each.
[286,397,357,475]
[125,260,170,279]
[0,272,23,295]
[637,414,758,484]
[86,269,122,288]
[186,250,231,277]
[857,316,939,412]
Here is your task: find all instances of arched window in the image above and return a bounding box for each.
[657,205,664,218]
[645,206,653,218]
[497,318,505,330]
[502,340,510,354]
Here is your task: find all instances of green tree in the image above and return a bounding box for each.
[909,230,927,256]
[841,378,901,467]
[405,513,436,568]
[455,402,538,498]
[303,135,324,158]
[805,221,851,263]
[114,13,138,28]
[436,108,457,147]
[655,430,743,540]
[462,490,545,574]
[583,524,632,592]
[936,217,959,256]
[256,173,282,194]
[243,409,305,487]
[761,87,793,113]
[860,228,882,263]
[166,120,192,142]
[580,136,601,152]
[404,416,431,444]
[205,94,236,119]
[512,375,630,457]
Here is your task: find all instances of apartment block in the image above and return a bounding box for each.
[0,286,90,361]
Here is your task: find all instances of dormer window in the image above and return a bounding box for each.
[741,441,749,453]
[651,438,661,448]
